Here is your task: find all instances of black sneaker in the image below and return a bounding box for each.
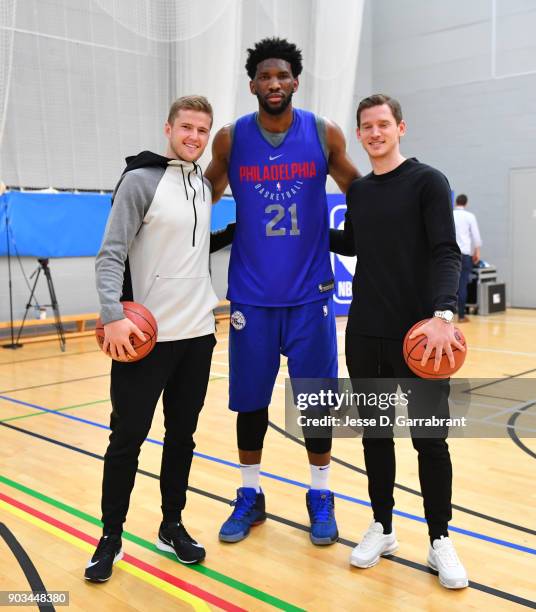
[156,522,206,564]
[84,534,123,582]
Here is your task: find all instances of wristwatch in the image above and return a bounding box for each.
[433,310,454,323]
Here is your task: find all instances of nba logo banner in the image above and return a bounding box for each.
[327,194,356,316]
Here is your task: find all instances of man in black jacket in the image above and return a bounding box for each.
[331,94,468,589]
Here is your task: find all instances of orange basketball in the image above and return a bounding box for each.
[95,301,158,362]
[403,318,466,379]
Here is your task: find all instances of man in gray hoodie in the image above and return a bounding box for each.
[85,96,221,583]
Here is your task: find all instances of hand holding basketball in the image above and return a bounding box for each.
[95,301,158,362]
[403,318,467,379]
[102,318,145,361]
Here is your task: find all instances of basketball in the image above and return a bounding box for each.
[95,301,158,362]
[403,318,467,379]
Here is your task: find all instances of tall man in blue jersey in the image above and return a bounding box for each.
[206,38,359,545]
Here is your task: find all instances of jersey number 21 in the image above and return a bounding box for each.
[265,203,300,237]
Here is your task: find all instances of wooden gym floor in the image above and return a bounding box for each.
[0,309,535,611]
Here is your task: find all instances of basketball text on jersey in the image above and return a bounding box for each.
[240,159,317,201]
[239,161,317,182]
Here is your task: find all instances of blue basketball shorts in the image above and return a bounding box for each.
[228,298,338,412]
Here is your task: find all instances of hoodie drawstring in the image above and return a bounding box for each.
[177,161,207,247]
[187,163,198,247]
[180,165,188,201]
[196,163,206,202]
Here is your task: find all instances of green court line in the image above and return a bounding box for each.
[60,399,110,410]
[209,375,227,382]
[0,399,110,423]
[0,374,227,424]
[0,474,304,612]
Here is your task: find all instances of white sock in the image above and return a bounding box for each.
[240,463,261,492]
[310,463,330,490]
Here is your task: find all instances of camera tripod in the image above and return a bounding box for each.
[16,258,66,351]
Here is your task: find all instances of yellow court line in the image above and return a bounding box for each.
[0,500,210,612]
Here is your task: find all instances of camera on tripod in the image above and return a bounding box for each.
[2,211,66,352]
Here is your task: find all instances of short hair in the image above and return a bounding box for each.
[456,194,468,206]
[245,37,303,79]
[167,95,213,126]
[356,94,403,128]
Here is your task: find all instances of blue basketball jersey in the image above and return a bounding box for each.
[227,109,334,306]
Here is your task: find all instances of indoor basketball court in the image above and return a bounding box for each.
[1,1,535,611]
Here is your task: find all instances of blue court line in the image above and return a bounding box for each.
[1,394,535,556]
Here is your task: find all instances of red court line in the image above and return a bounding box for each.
[0,491,246,612]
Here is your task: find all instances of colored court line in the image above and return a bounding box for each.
[267,423,536,538]
[0,371,226,399]
[1,394,534,557]
[0,376,224,423]
[0,493,243,612]
[508,403,536,461]
[0,475,305,612]
[0,399,110,423]
[0,348,101,367]
[2,431,535,610]
[3,395,534,538]
[0,374,110,395]
[0,522,53,609]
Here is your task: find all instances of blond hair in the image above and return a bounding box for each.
[167,95,213,126]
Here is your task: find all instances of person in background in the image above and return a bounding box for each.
[453,194,482,322]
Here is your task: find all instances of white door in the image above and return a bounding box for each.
[510,168,536,307]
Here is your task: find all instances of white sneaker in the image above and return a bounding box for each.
[350,521,398,568]
[427,536,469,589]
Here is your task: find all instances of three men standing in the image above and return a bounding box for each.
[90,37,469,592]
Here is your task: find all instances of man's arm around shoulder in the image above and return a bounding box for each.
[205,125,232,203]
[329,181,358,256]
[325,119,360,193]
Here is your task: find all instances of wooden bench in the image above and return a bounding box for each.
[0,312,99,332]
[0,313,99,344]
[1,303,230,344]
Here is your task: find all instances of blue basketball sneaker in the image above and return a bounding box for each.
[306,489,338,545]
[219,487,266,543]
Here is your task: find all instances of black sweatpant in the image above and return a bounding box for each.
[345,334,452,541]
[101,334,216,533]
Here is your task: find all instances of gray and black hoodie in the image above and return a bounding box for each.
[95,150,220,341]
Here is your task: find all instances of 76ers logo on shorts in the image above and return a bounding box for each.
[231,310,246,330]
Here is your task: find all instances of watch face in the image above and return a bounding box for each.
[435,310,454,322]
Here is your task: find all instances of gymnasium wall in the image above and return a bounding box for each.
[0,0,366,189]
[0,0,372,322]
[370,0,536,300]
[8,2,533,319]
